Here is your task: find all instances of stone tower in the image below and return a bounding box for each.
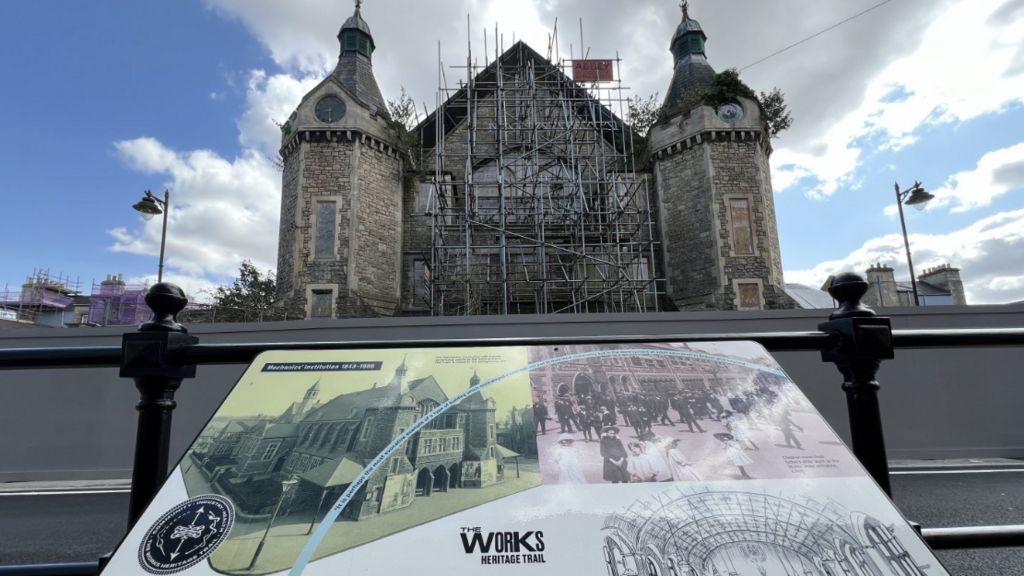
[649,4,792,310]
[275,4,404,319]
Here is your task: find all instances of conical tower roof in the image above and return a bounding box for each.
[664,1,716,110]
[332,1,388,116]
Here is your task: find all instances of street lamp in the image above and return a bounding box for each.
[893,181,934,306]
[132,189,170,283]
[248,475,300,571]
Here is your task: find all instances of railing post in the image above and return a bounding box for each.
[819,272,895,495]
[120,283,198,526]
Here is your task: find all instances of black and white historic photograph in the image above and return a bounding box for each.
[601,481,949,575]
[530,342,864,485]
[180,348,539,574]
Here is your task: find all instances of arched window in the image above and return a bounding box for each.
[645,557,660,576]
[418,400,442,429]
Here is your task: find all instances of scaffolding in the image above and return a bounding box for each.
[0,270,81,326]
[87,273,150,327]
[423,26,665,316]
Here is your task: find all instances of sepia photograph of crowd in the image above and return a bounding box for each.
[529,342,863,485]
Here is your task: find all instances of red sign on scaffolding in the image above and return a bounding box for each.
[572,59,614,82]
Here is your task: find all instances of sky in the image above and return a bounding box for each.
[1,0,1022,305]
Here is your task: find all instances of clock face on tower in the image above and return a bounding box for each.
[315,96,347,123]
[716,102,744,124]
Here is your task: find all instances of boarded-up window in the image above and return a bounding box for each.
[315,201,336,259]
[737,283,762,310]
[411,259,429,307]
[415,182,432,213]
[729,198,754,255]
[310,289,333,318]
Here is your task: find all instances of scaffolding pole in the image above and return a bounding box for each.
[428,23,665,316]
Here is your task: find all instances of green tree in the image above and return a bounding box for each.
[210,261,277,322]
[387,87,425,172]
[758,87,793,139]
[626,93,664,137]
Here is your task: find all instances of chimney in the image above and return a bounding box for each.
[864,263,897,308]
[919,264,966,305]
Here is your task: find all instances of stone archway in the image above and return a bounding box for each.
[573,373,595,397]
[433,465,450,492]
[448,463,461,489]
[415,467,433,497]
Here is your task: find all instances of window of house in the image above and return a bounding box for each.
[261,442,280,461]
[729,198,754,255]
[737,283,762,310]
[315,201,336,259]
[389,457,401,474]
[415,181,432,214]
[311,289,333,318]
[360,417,375,441]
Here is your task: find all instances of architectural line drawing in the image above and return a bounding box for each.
[602,486,939,576]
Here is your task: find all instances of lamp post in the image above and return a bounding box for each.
[248,475,299,571]
[893,181,934,306]
[132,189,170,283]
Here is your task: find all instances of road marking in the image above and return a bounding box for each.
[0,489,130,496]
[891,468,1024,475]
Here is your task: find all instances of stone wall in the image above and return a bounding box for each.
[348,138,403,316]
[275,137,354,318]
[708,139,792,310]
[654,143,718,309]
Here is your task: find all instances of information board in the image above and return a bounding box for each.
[102,342,948,575]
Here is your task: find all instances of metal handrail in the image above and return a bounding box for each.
[1,279,1023,576]
[3,328,1024,370]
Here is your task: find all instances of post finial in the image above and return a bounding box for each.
[680,0,689,19]
[354,0,362,12]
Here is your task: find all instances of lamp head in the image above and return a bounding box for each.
[903,181,934,209]
[133,191,164,219]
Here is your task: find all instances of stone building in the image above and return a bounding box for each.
[863,263,967,307]
[274,4,794,318]
[205,361,502,519]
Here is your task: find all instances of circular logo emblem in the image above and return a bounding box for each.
[138,494,235,574]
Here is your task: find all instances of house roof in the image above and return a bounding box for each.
[415,41,630,153]
[896,281,951,296]
[264,423,298,439]
[301,457,365,488]
[304,384,399,422]
[495,444,520,459]
[784,283,836,309]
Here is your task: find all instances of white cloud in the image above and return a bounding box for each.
[772,0,1024,197]
[110,137,280,283]
[237,70,321,157]
[929,142,1024,212]
[786,209,1024,304]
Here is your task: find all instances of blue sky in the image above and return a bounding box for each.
[1,0,1022,304]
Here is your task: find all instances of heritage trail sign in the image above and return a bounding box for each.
[102,342,948,575]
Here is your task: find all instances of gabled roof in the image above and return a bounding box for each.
[415,41,629,153]
[264,423,298,439]
[301,457,365,488]
[304,385,399,422]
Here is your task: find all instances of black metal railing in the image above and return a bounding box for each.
[1,273,1023,575]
